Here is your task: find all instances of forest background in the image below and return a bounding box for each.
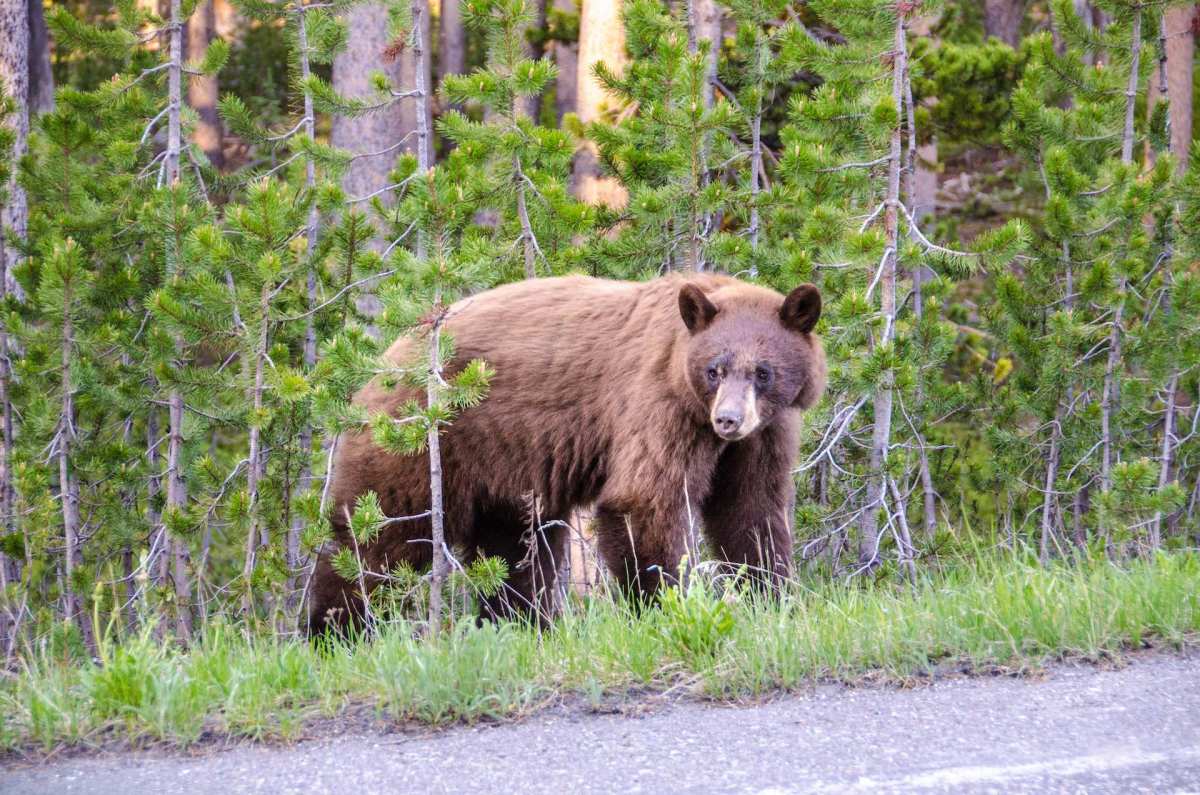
[0,0,1198,660]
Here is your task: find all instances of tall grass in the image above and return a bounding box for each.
[2,551,1197,752]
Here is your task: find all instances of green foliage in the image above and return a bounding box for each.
[915,38,1024,145]
[6,0,1200,666]
[657,581,736,663]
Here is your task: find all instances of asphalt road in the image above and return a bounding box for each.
[4,653,1199,794]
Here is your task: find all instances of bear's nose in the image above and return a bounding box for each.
[714,410,743,435]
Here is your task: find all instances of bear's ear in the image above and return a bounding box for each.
[780,284,821,334]
[678,284,719,333]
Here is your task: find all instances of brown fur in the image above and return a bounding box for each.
[305,273,826,635]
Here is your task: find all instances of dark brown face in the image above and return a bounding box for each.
[679,283,824,441]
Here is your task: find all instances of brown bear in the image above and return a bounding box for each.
[305,273,825,635]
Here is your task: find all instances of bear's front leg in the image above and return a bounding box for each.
[701,416,800,587]
[594,504,690,601]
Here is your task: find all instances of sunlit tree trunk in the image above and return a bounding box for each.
[573,0,627,206]
[1164,4,1195,170]
[187,0,224,169]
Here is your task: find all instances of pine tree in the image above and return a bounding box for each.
[439,0,590,280]
[582,0,739,276]
[998,0,1188,555]
[777,0,1023,572]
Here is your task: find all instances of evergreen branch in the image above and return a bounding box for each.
[141,107,171,145]
[348,131,416,161]
[345,174,419,204]
[859,201,886,233]
[278,268,400,321]
[899,203,978,259]
[820,155,890,172]
[794,396,868,474]
[266,117,308,142]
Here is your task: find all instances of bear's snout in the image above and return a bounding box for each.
[714,409,743,437]
[710,379,761,440]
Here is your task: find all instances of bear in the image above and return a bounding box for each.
[304,272,826,635]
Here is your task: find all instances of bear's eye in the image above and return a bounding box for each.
[755,365,773,386]
[706,366,720,383]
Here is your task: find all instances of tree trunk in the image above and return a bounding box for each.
[552,0,577,122]
[859,14,907,569]
[684,0,721,271]
[1040,407,1063,562]
[1101,6,1141,505]
[241,286,270,616]
[1164,4,1195,171]
[438,0,466,87]
[524,0,548,119]
[290,2,320,612]
[410,0,446,631]
[0,0,27,595]
[984,0,1025,47]
[688,0,721,109]
[187,0,224,169]
[27,0,52,113]
[333,1,429,203]
[573,0,627,207]
[0,0,30,297]
[58,279,96,653]
[164,0,193,641]
[214,0,239,38]
[906,11,939,538]
[426,310,448,630]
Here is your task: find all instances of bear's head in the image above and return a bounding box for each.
[678,281,826,441]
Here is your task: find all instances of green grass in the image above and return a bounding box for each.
[2,551,1197,753]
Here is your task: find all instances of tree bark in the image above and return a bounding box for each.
[241,285,270,615]
[684,0,721,271]
[1040,407,1063,562]
[906,11,939,537]
[27,0,52,114]
[0,0,30,296]
[1164,4,1195,171]
[290,1,320,612]
[187,0,224,169]
[984,0,1025,47]
[573,0,627,207]
[410,0,446,631]
[524,0,548,119]
[688,0,721,109]
[439,0,460,81]
[57,275,95,652]
[552,0,577,122]
[438,0,466,88]
[165,0,193,641]
[0,0,28,588]
[332,1,430,203]
[859,14,907,568]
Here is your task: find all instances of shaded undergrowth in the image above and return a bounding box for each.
[2,550,1197,753]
